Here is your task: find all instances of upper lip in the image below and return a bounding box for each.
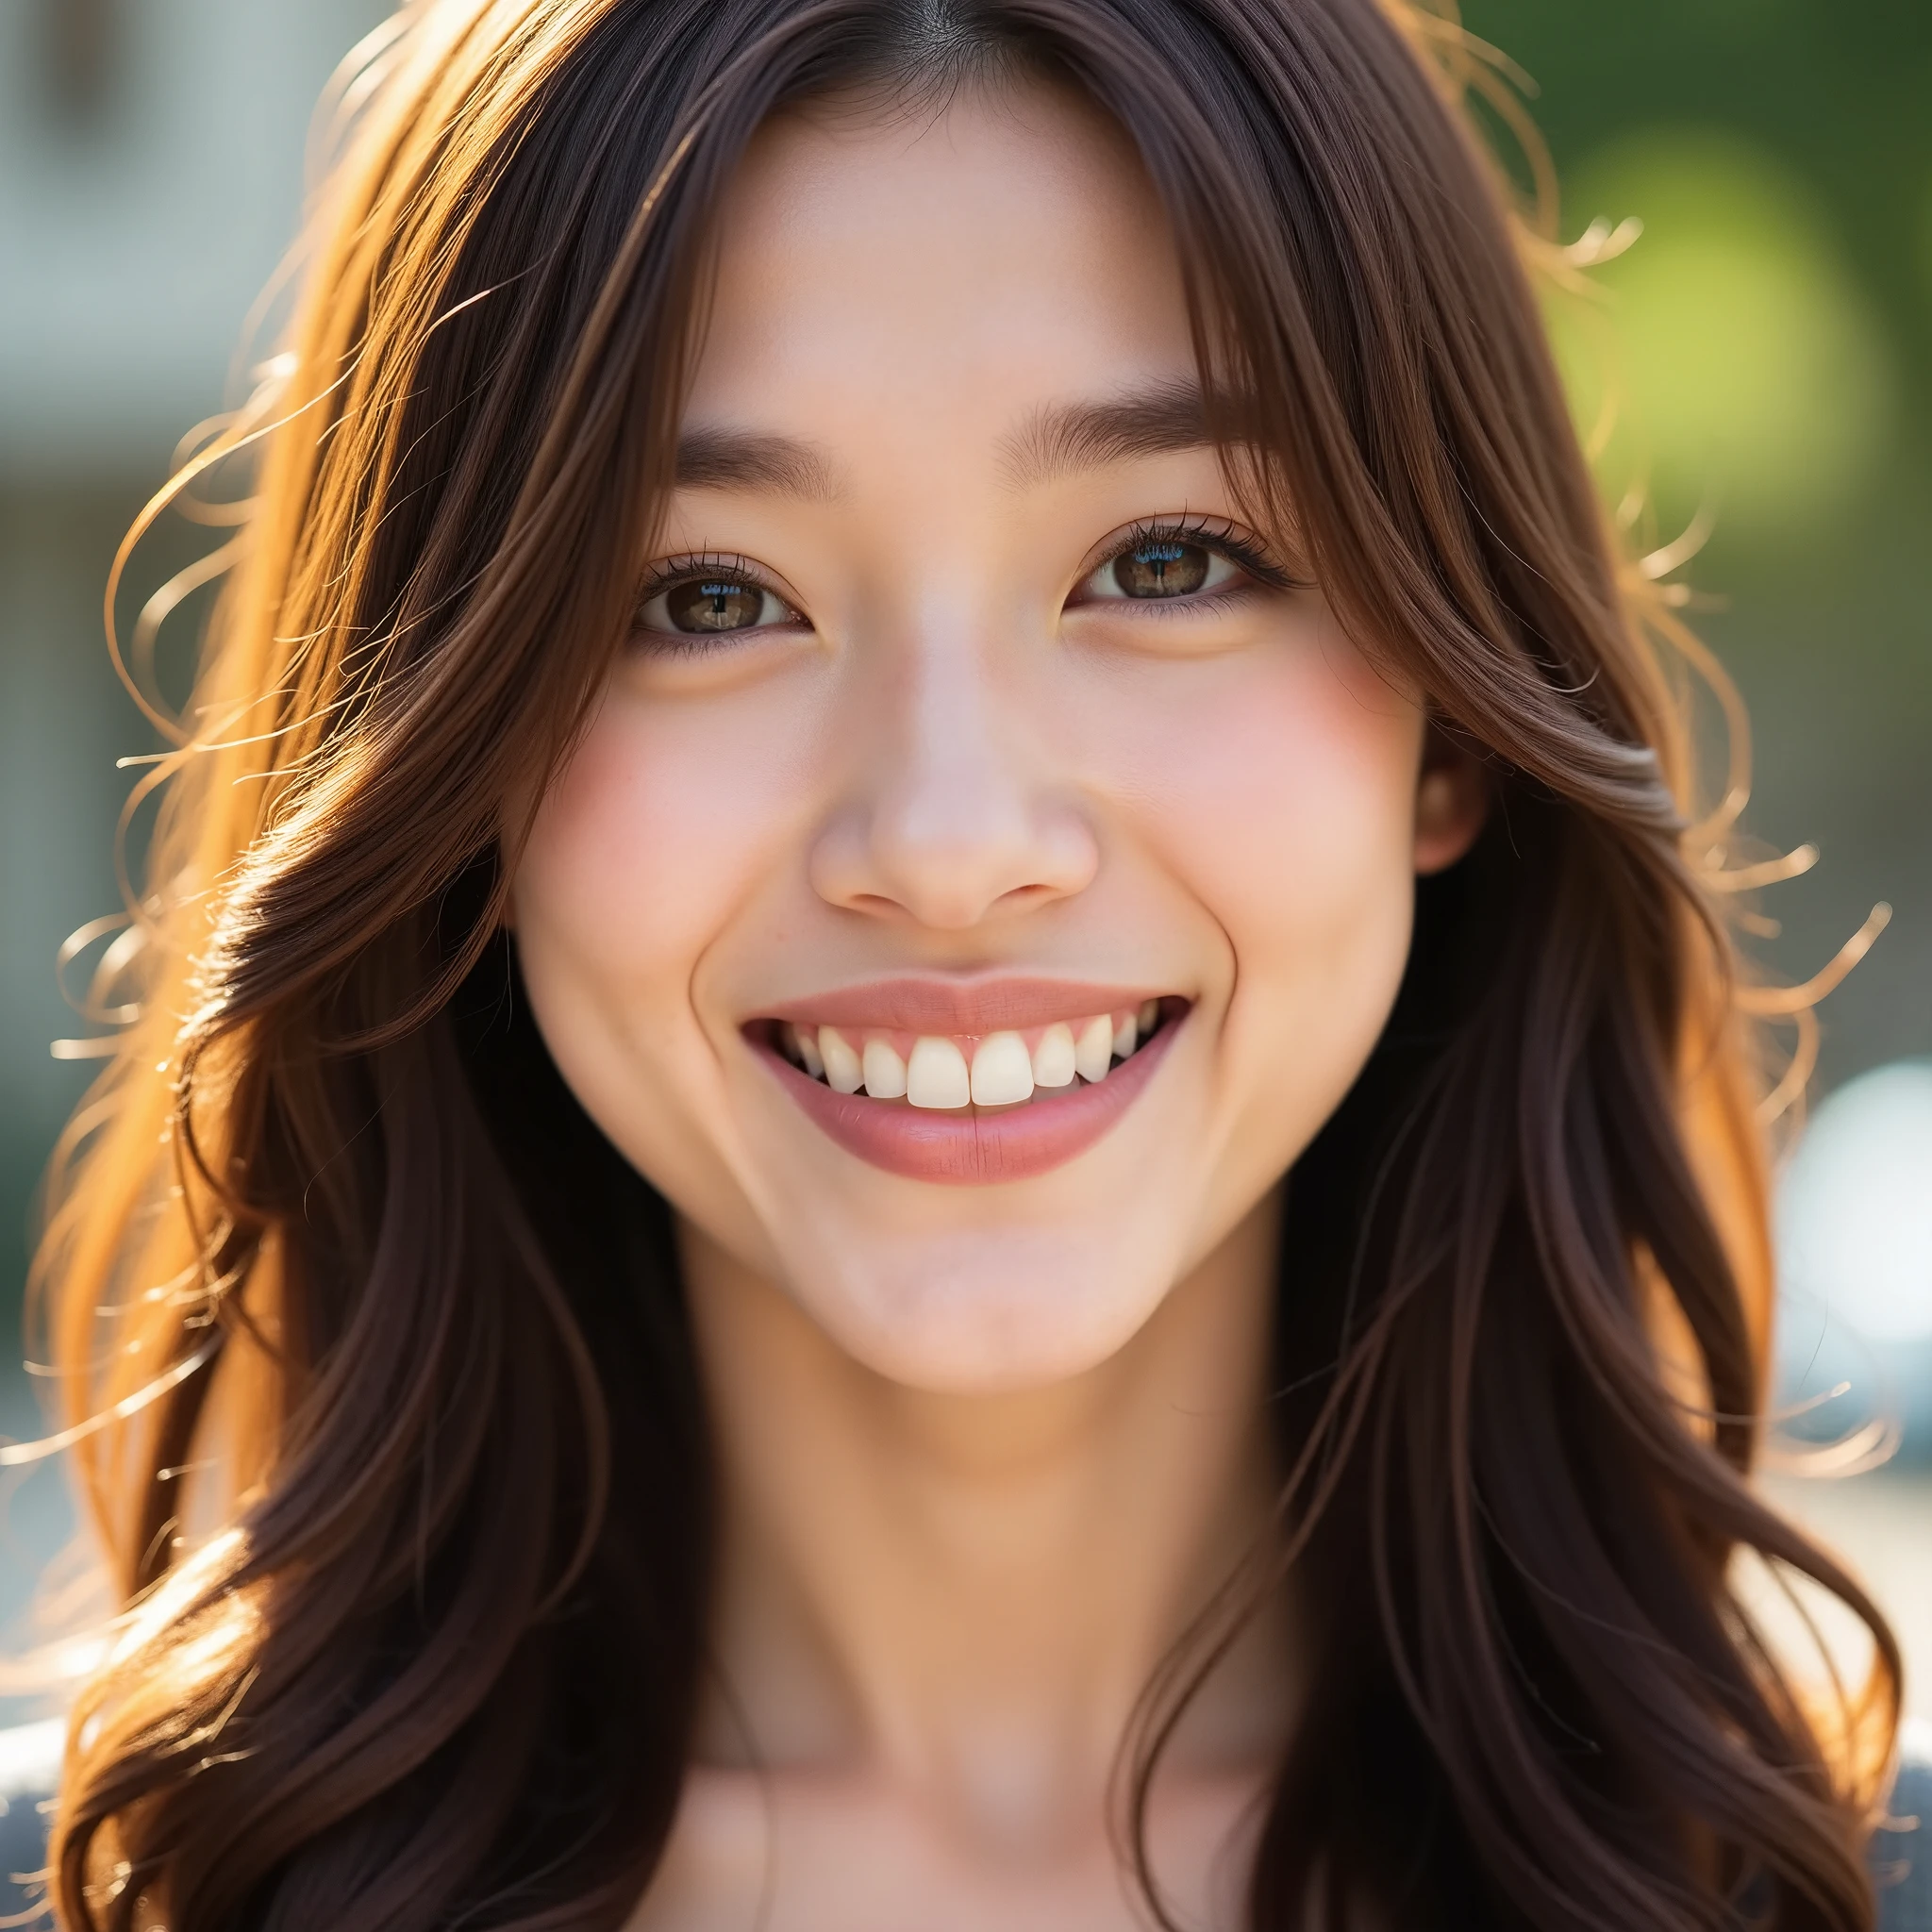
[758,975,1172,1036]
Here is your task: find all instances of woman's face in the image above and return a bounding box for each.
[512,84,1481,1393]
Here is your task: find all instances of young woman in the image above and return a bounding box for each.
[10,0,1922,1925]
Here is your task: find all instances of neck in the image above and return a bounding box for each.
[678,1194,1293,1844]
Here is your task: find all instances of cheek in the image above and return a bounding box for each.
[1130,634,1423,1191]
[1197,684,1416,971]
[1102,635,1421,949]
[514,680,816,996]
[1077,625,1422,1091]
[509,675,827,1270]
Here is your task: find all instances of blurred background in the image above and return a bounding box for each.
[0,0,1926,1719]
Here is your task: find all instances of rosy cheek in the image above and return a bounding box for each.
[518,682,817,989]
[1218,693,1409,931]
[1079,635,1421,948]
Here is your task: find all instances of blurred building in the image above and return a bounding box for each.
[1,0,390,472]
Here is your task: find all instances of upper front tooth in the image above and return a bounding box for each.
[1031,1023,1076,1088]
[1111,1011,1138,1059]
[1074,1015,1113,1083]
[1138,999,1158,1034]
[861,1037,908,1099]
[820,1026,863,1093]
[907,1037,970,1108]
[971,1031,1034,1107]
[794,1025,825,1078]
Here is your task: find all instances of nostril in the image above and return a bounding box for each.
[992,883,1058,913]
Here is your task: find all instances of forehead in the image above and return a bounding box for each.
[685,82,1197,433]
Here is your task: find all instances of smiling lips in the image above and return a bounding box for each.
[750,983,1182,1184]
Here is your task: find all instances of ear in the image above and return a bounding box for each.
[1412,726,1488,876]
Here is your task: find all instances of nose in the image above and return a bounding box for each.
[809,616,1098,931]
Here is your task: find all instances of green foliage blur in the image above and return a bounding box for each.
[1468,0,1929,546]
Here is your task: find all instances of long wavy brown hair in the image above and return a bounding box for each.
[27,0,1900,1925]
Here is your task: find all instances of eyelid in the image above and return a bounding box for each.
[634,550,804,616]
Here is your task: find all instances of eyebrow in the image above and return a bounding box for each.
[673,425,842,501]
[996,381,1225,489]
[670,380,1243,502]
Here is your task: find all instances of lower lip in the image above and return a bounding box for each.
[754,1015,1183,1184]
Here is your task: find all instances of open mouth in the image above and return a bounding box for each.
[747,992,1187,1183]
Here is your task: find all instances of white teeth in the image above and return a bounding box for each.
[819,1025,863,1092]
[1074,1014,1114,1084]
[791,1024,824,1079]
[790,1005,1171,1104]
[1031,1022,1076,1088]
[971,1031,1034,1107]
[907,1037,971,1108]
[862,1037,908,1099]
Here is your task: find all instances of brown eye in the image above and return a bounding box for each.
[665,577,765,632]
[1073,528,1248,611]
[635,565,799,640]
[1110,540,1210,599]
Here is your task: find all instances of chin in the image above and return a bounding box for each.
[775,1218,1189,1394]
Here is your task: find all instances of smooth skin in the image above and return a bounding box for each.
[512,79,1485,1932]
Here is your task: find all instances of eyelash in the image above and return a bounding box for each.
[636,550,772,602]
